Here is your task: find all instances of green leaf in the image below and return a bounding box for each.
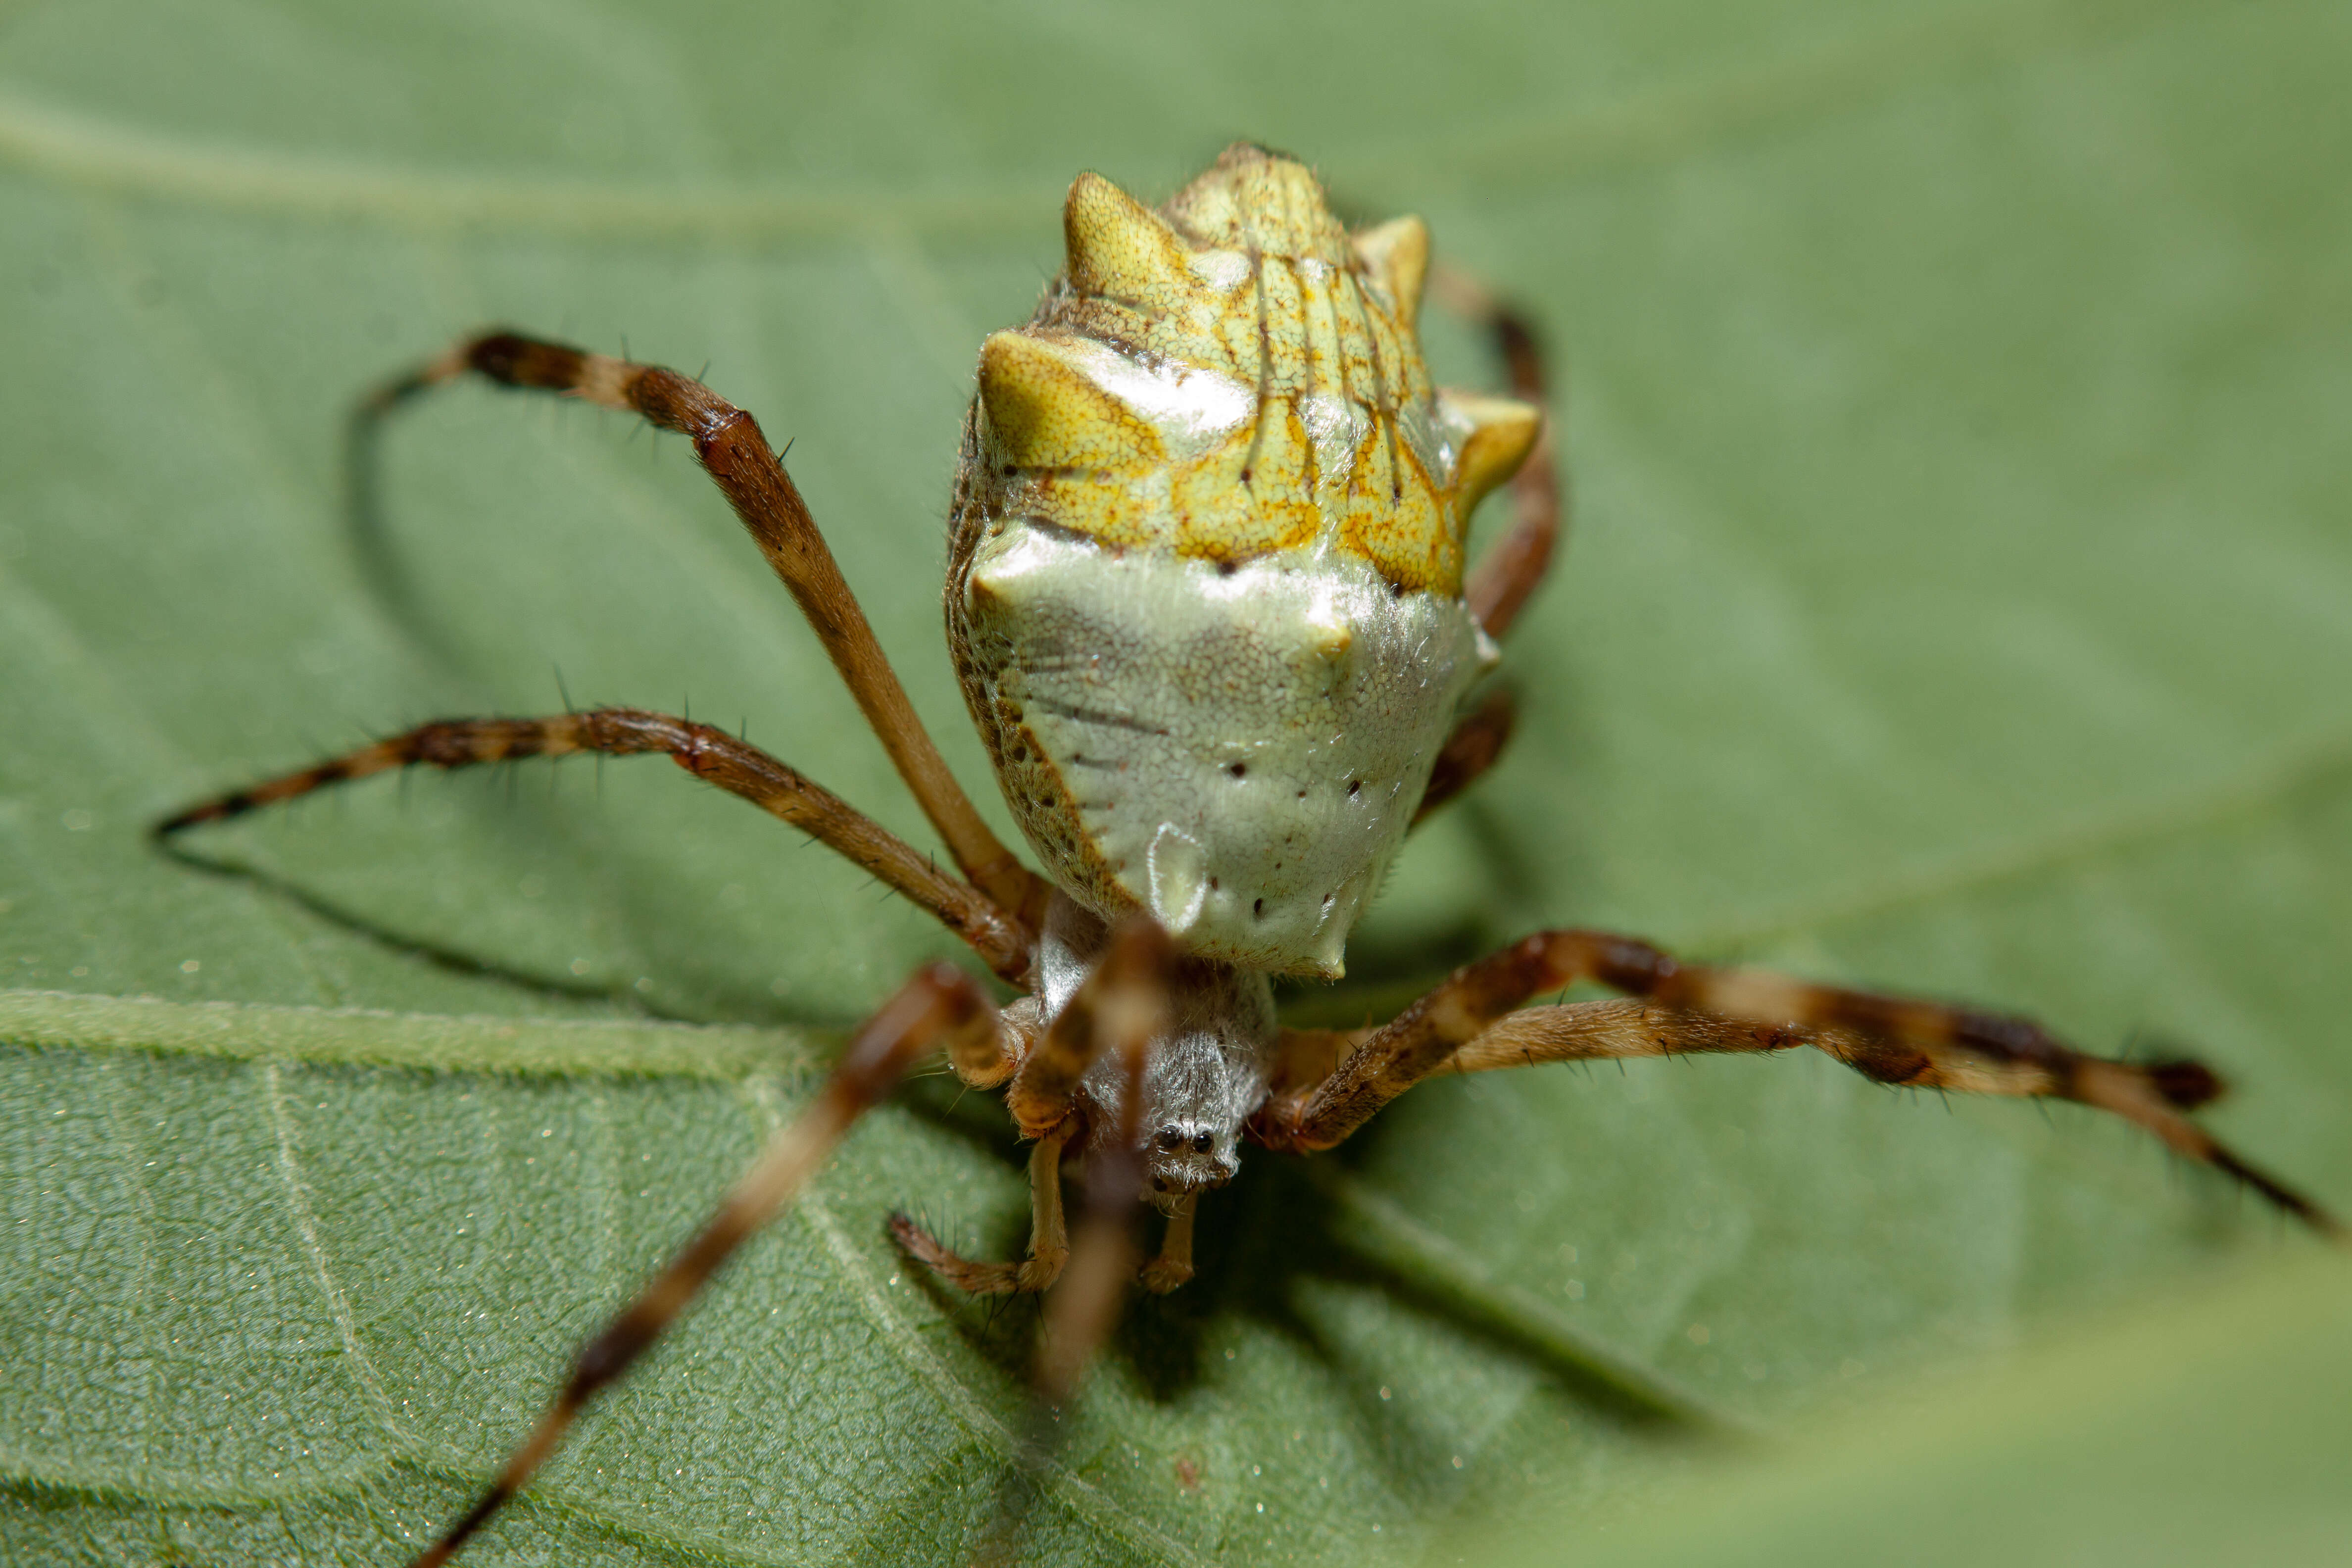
[1473,1251,2352,1568]
[2,1,2348,1565]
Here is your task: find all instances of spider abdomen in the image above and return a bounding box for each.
[946,143,1538,977]
[963,528,1486,976]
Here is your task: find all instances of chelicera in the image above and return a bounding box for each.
[159,143,2338,1567]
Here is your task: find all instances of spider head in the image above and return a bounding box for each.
[1143,1119,1238,1211]
[1125,1015,1259,1213]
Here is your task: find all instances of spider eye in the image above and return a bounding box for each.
[1191,1131,1213,1153]
[1156,1127,1183,1151]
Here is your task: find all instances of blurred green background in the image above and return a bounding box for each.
[1,1,2347,1564]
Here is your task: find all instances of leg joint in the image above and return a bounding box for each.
[468,331,581,391]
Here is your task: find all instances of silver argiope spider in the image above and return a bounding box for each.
[158,142,2338,1568]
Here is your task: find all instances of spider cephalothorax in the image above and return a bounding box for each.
[158,141,2336,1568]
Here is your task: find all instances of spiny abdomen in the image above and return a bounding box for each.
[946,144,1537,977]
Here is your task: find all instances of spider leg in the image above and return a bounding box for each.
[1412,684,1516,825]
[1000,921,1174,1135]
[404,961,996,1568]
[155,707,1034,983]
[1265,931,2341,1236]
[355,328,1050,925]
[891,919,1175,1296]
[1035,1015,1154,1403]
[948,995,1043,1089]
[891,1123,1076,1295]
[1409,268,1558,824]
[1439,267,1560,642]
[960,944,1165,1568]
[1259,1024,1364,1120]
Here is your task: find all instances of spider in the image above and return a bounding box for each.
[159,143,2338,1568]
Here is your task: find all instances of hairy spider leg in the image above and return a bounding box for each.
[155,707,1034,983]
[1263,931,2340,1235]
[1446,1000,2344,1235]
[1413,277,1556,824]
[891,920,1185,1295]
[966,927,1165,1568]
[1032,924,1167,1391]
[403,962,998,1568]
[354,328,1051,927]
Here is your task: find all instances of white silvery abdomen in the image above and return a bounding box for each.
[960,521,1492,977]
[941,145,1540,982]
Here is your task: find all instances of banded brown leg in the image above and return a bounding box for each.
[892,920,1177,1294]
[354,328,1050,925]
[1034,931,1165,1397]
[156,707,1035,984]
[405,962,997,1568]
[1441,267,1560,641]
[964,926,1172,1568]
[1413,685,1516,825]
[890,1125,1078,1295]
[1414,267,1559,824]
[1268,931,2340,1235]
